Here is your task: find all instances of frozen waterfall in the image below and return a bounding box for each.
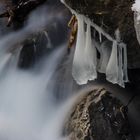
[61,0,129,87]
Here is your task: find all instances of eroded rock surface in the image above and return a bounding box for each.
[63,88,135,140]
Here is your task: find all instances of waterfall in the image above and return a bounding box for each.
[0,38,76,140]
[0,3,77,140]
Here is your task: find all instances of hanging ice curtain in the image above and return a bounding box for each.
[60,0,129,87]
[72,14,128,87]
[72,14,97,85]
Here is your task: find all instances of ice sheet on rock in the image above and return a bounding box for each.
[106,41,119,84]
[72,14,88,85]
[98,41,112,73]
[84,20,97,81]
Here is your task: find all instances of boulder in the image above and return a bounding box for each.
[63,88,135,140]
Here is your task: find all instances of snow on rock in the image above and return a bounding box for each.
[61,0,129,87]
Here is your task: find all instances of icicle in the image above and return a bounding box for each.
[106,41,119,84]
[98,41,112,73]
[72,14,87,85]
[118,44,124,87]
[99,31,102,43]
[84,20,97,81]
[72,15,97,85]
[121,43,129,82]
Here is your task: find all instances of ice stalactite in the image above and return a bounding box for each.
[98,41,112,73]
[123,44,129,82]
[99,31,102,43]
[61,0,129,87]
[84,19,97,81]
[72,14,86,84]
[71,14,85,84]
[72,14,98,85]
[118,44,124,87]
[105,30,129,87]
[106,41,119,84]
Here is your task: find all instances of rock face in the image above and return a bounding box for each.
[64,88,135,140]
[65,0,140,69]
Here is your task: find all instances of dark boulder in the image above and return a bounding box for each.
[63,88,135,140]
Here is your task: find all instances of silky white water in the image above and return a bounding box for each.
[0,41,76,140]
[0,4,77,140]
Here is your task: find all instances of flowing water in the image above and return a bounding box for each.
[0,3,76,140]
[0,41,76,140]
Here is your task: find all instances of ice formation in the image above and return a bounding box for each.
[98,41,112,73]
[61,0,129,87]
[72,14,86,84]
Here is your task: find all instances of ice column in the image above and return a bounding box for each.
[118,44,124,87]
[72,15,97,85]
[105,40,128,87]
[72,14,87,84]
[84,19,97,81]
[122,44,129,82]
[106,41,119,84]
[98,41,112,73]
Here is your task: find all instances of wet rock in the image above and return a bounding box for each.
[64,88,135,140]
[18,32,49,69]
